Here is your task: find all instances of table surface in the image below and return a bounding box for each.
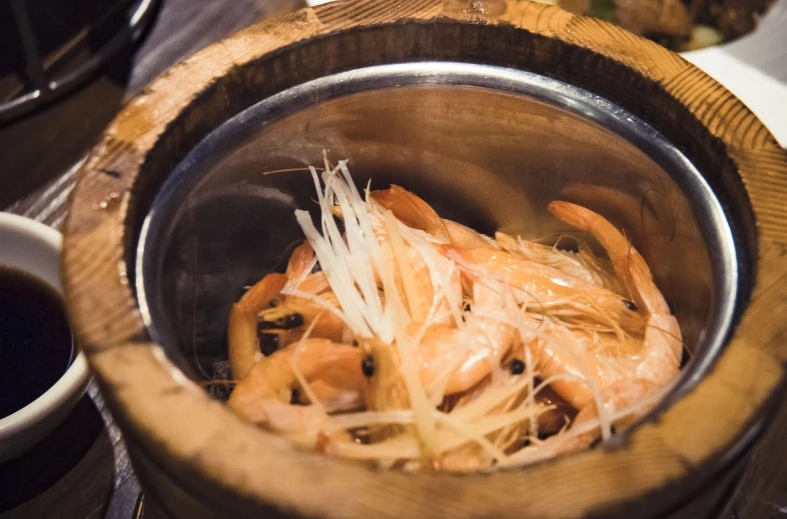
[0,1,785,518]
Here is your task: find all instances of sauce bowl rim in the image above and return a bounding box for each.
[0,212,90,461]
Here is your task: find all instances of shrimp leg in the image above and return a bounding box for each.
[284,241,332,294]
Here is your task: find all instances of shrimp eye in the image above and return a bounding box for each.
[680,348,690,369]
[278,313,304,329]
[352,339,359,347]
[461,303,471,322]
[509,358,525,375]
[257,326,279,356]
[623,299,639,312]
[361,355,375,377]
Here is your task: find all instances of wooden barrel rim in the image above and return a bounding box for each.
[62,0,787,517]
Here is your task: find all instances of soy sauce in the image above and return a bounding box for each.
[0,267,73,419]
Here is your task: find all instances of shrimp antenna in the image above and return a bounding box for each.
[198,379,239,387]
[262,166,320,176]
[642,321,685,345]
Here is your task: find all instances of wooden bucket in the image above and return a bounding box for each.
[62,1,787,517]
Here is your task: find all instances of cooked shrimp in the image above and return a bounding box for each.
[296,368,366,413]
[285,241,316,281]
[249,241,346,347]
[525,201,683,444]
[370,185,449,241]
[495,231,618,290]
[284,242,332,295]
[228,338,365,444]
[370,185,499,250]
[228,268,356,413]
[441,246,644,336]
[548,200,682,387]
[258,292,346,344]
[294,272,331,295]
[223,159,684,471]
[416,281,516,397]
[228,273,287,380]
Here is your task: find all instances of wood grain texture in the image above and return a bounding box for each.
[59,1,787,518]
[732,389,787,518]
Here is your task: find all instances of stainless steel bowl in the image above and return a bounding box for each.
[136,61,740,415]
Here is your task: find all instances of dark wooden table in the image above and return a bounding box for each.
[0,0,785,517]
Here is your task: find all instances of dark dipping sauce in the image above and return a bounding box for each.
[0,267,73,419]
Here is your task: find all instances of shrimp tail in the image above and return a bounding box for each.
[286,241,316,280]
[370,185,449,240]
[371,186,497,250]
[547,201,662,314]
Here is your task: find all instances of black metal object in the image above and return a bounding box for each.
[0,0,159,124]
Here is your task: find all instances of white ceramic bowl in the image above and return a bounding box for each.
[0,213,90,462]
